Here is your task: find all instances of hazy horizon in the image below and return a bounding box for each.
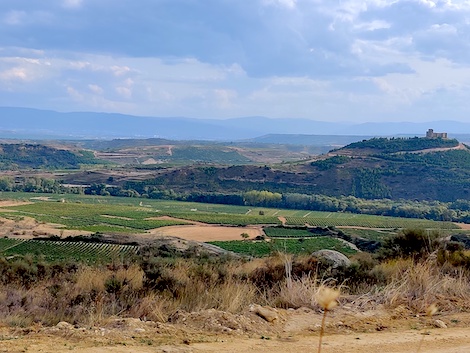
[2,1,470,123]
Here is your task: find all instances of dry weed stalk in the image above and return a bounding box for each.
[416,304,438,353]
[316,286,340,353]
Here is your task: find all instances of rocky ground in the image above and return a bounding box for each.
[1,306,470,353]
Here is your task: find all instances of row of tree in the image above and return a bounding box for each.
[79,183,470,223]
[3,176,470,223]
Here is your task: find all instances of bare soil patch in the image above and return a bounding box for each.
[1,310,470,353]
[146,225,264,242]
[0,215,91,239]
[455,222,470,230]
[0,200,32,207]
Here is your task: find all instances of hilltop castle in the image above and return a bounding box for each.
[426,129,447,139]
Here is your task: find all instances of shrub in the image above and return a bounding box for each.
[379,229,440,260]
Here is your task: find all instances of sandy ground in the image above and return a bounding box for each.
[1,310,470,353]
[145,224,264,242]
[191,329,470,353]
[0,207,262,241]
[0,215,92,239]
[0,200,33,207]
[455,222,470,230]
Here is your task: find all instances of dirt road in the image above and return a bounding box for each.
[1,327,469,353]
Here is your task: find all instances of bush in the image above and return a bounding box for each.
[379,229,440,260]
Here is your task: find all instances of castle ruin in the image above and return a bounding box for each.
[426,129,447,139]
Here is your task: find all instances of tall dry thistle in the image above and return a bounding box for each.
[316,286,340,353]
[416,303,438,353]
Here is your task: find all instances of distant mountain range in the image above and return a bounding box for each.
[1,107,470,141]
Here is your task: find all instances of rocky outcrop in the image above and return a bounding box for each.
[312,249,351,268]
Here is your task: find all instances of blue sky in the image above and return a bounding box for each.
[1,0,470,122]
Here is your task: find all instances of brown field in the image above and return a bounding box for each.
[0,200,33,207]
[455,222,470,230]
[0,215,92,239]
[146,224,264,242]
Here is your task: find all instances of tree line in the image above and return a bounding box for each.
[3,176,470,223]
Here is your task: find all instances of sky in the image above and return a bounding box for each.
[1,0,470,122]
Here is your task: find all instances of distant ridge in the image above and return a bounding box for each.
[246,134,375,146]
[1,107,470,141]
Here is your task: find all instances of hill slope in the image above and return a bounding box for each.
[93,137,470,202]
[0,144,97,169]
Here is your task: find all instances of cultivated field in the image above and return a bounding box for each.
[0,192,459,230]
[0,238,138,263]
[0,192,465,260]
[1,193,470,353]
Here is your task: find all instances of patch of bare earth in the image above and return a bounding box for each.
[145,224,264,242]
[0,215,91,239]
[137,215,264,242]
[1,310,470,353]
[455,222,470,230]
[0,200,33,207]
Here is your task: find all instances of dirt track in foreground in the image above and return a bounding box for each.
[1,326,469,353]
[2,310,470,353]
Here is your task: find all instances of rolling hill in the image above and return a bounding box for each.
[89,136,470,202]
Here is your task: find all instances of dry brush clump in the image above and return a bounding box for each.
[376,258,470,312]
[1,234,470,328]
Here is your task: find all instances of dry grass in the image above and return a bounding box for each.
[1,251,470,328]
[378,258,470,312]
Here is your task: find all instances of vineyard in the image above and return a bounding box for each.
[0,193,461,235]
[0,238,139,263]
[208,237,357,257]
[0,238,25,252]
[284,214,457,229]
[159,211,281,226]
[0,202,189,233]
[263,227,314,238]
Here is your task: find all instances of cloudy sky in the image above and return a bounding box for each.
[1,0,470,122]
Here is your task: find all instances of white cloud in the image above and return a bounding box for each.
[2,1,470,122]
[3,10,26,25]
[66,86,83,100]
[213,89,238,109]
[0,67,29,81]
[62,0,83,9]
[353,20,391,31]
[88,84,103,95]
[111,65,131,77]
[262,0,297,9]
[0,57,45,85]
[428,23,457,34]
[115,86,132,99]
